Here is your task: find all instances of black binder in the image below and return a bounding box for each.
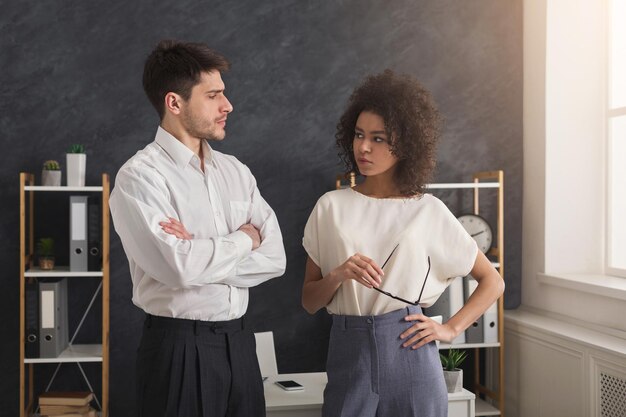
[88,195,102,272]
[25,281,39,358]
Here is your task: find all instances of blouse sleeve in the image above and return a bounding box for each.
[430,199,478,283]
[302,197,324,267]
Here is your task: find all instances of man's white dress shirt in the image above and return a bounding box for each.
[110,127,286,321]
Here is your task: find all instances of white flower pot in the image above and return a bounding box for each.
[443,368,463,393]
[66,153,86,186]
[41,170,61,186]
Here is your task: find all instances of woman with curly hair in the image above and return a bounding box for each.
[301,70,504,417]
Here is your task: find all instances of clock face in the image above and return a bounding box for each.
[457,214,493,254]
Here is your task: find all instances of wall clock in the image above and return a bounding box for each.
[457,214,493,254]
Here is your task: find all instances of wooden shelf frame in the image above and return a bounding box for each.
[19,173,110,417]
[471,170,504,417]
[424,171,505,416]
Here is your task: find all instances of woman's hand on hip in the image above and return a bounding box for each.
[400,314,457,349]
[332,253,384,288]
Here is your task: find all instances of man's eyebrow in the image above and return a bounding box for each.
[205,88,224,94]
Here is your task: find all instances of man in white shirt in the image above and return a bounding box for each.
[109,40,286,417]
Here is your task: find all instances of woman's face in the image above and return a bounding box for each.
[353,111,398,177]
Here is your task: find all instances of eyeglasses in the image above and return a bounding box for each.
[372,244,431,306]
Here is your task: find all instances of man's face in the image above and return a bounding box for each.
[179,71,233,141]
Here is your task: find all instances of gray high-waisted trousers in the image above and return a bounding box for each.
[322,306,447,417]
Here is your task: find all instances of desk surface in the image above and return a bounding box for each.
[264,372,475,411]
[265,373,328,411]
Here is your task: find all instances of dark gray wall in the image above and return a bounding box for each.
[0,0,522,415]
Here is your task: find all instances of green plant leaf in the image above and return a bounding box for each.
[42,160,60,170]
[440,348,467,371]
[36,237,55,257]
[67,144,85,153]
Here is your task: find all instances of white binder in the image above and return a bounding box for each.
[448,277,466,344]
[463,276,484,343]
[70,196,88,271]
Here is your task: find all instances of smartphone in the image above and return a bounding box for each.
[275,380,304,391]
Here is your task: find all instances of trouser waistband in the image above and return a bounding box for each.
[145,314,245,334]
[332,305,422,329]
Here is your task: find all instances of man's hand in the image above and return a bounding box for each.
[238,223,261,250]
[159,217,194,240]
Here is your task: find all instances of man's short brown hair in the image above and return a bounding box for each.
[142,40,230,119]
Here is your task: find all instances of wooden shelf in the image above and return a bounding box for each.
[25,267,103,277]
[24,344,102,363]
[475,397,501,416]
[426,182,500,190]
[24,185,103,192]
[439,342,500,350]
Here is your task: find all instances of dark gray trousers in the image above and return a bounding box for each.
[323,306,447,417]
[136,314,265,417]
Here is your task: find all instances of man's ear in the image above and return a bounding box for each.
[164,92,183,116]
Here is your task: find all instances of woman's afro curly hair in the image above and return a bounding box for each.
[336,69,441,196]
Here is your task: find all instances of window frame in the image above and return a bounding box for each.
[606,0,626,277]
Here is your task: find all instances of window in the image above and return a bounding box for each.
[607,0,626,276]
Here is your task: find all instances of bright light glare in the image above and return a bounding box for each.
[609,116,626,270]
[611,0,626,108]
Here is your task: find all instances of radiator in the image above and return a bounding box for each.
[600,372,626,417]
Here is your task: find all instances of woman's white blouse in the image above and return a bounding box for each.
[303,188,477,316]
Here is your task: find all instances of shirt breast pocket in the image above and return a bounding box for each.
[229,201,252,229]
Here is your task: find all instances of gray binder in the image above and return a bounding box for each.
[70,196,88,272]
[463,276,484,343]
[39,279,69,358]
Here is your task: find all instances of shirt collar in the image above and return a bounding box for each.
[154,126,214,169]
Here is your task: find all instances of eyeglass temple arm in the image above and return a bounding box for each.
[371,287,418,305]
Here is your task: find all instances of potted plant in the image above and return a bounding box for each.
[440,348,468,393]
[36,237,55,270]
[66,144,86,186]
[41,160,61,186]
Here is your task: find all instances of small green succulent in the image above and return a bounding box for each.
[440,348,468,371]
[42,160,61,170]
[67,144,85,153]
[36,238,55,257]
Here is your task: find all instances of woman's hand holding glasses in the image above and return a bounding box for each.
[332,253,384,289]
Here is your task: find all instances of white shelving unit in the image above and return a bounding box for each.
[430,171,505,417]
[24,344,103,364]
[19,173,110,417]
